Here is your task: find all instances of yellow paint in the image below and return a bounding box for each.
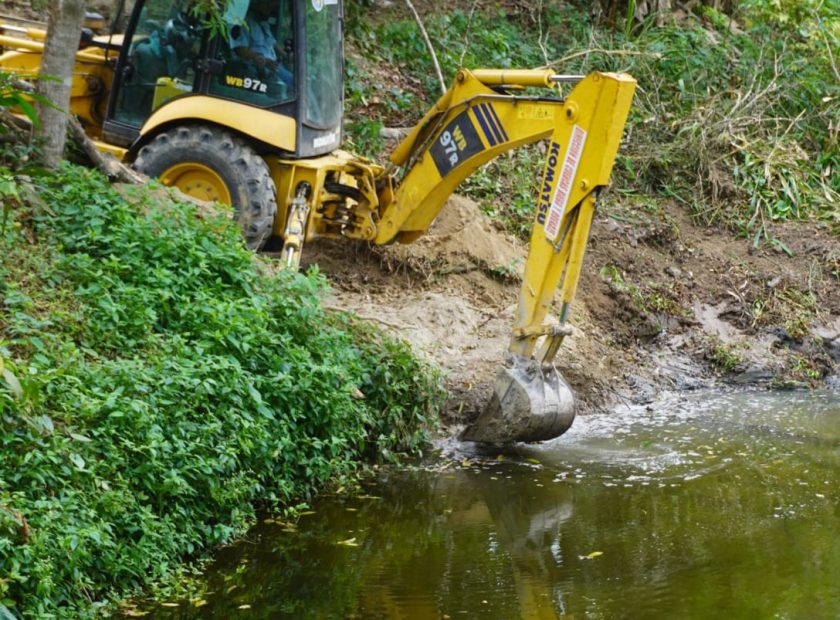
[159,162,232,205]
[92,140,127,159]
[517,105,556,121]
[140,96,296,152]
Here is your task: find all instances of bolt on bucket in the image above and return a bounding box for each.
[460,355,576,444]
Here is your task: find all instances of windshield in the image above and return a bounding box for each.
[303,0,342,129]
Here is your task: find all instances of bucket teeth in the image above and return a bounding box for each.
[460,355,576,443]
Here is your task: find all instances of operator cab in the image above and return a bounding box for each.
[101,0,343,158]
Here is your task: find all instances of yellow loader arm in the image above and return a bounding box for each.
[372,69,636,442]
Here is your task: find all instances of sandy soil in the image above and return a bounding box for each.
[302,193,840,434]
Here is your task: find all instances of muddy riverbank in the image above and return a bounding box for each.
[303,193,840,433]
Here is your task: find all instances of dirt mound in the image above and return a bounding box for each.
[387,195,524,274]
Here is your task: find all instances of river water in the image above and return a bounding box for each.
[145,390,840,619]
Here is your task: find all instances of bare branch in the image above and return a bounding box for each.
[536,0,549,67]
[457,0,480,68]
[66,116,145,184]
[539,48,661,70]
[403,0,446,95]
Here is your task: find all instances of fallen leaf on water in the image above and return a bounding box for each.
[121,610,149,617]
[496,454,505,461]
[338,537,359,547]
[238,604,251,610]
[580,551,604,560]
[160,603,179,607]
[527,458,541,465]
[192,599,208,607]
[263,518,275,524]
[298,510,317,515]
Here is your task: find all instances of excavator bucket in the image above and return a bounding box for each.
[460,355,575,443]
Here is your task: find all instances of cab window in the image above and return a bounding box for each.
[111,0,202,127]
[208,0,295,107]
[303,0,341,128]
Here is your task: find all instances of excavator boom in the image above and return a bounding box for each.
[379,69,637,442]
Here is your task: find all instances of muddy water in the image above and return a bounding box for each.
[146,391,840,619]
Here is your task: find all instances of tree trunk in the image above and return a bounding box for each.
[36,0,87,169]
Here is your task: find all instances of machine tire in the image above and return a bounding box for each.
[134,125,277,249]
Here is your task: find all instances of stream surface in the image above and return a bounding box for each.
[145,390,840,619]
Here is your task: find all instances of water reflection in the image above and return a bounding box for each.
[146,391,840,619]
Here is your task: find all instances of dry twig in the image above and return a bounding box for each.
[539,48,661,70]
[403,0,446,95]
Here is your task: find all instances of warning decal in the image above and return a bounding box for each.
[544,124,587,241]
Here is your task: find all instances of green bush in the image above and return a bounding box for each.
[0,165,443,618]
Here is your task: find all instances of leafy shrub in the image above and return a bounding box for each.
[0,165,443,618]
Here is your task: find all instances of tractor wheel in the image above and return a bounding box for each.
[134,125,277,249]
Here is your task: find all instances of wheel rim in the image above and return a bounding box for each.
[159,162,233,205]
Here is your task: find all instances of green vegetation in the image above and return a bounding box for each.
[599,262,682,316]
[706,337,743,373]
[344,1,839,241]
[0,165,443,618]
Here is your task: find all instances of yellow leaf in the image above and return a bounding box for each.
[160,603,179,608]
[586,551,603,559]
[122,610,149,617]
[338,537,359,546]
[496,454,505,461]
[527,458,541,465]
[238,604,252,609]
[192,599,208,607]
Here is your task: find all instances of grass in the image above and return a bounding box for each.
[706,337,743,374]
[0,164,444,618]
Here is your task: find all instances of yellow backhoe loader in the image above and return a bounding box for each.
[0,0,635,443]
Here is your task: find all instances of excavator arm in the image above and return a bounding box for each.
[373,69,636,442]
